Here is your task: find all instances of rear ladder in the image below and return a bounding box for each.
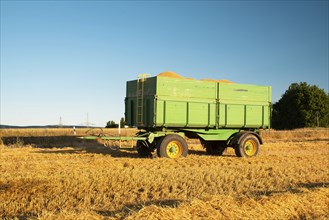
[136,74,150,126]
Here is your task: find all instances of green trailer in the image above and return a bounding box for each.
[86,73,272,158]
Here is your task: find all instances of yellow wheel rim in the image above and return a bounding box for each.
[166,141,182,158]
[244,139,257,156]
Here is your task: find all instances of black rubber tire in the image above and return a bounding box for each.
[157,134,188,158]
[136,140,151,158]
[149,138,160,158]
[234,134,260,157]
[205,141,227,156]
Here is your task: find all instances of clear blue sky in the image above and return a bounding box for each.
[1,1,328,127]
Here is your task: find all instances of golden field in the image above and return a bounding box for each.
[0,128,328,219]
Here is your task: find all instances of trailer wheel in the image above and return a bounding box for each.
[235,134,259,157]
[136,140,151,158]
[205,141,227,156]
[157,134,188,158]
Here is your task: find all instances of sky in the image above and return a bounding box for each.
[1,0,328,127]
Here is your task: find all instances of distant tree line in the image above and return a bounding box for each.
[272,82,329,130]
[105,117,125,128]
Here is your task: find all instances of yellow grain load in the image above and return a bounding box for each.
[157,71,234,83]
[201,78,235,84]
[157,71,184,78]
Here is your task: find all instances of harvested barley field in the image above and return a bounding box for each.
[1,128,329,219]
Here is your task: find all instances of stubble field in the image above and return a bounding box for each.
[1,128,329,219]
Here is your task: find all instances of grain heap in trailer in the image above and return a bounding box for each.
[124,71,272,158]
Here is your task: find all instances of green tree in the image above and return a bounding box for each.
[272,82,329,130]
[105,120,118,128]
[120,117,125,128]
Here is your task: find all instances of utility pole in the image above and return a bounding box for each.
[59,116,63,128]
[79,113,95,127]
[85,113,95,127]
[86,113,90,128]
